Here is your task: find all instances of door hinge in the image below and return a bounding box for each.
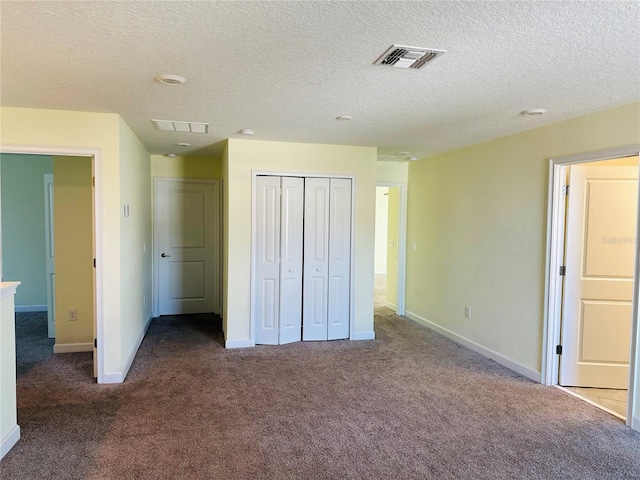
[556,345,563,355]
[93,258,96,268]
[94,338,97,348]
[559,265,566,276]
[92,176,95,187]
[562,185,569,195]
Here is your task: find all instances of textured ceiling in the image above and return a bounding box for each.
[1,1,639,159]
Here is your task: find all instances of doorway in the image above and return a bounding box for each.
[375,182,407,316]
[544,146,640,428]
[0,147,103,382]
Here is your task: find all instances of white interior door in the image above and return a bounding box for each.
[278,177,304,344]
[156,179,219,315]
[303,178,330,341]
[327,178,351,340]
[254,176,282,345]
[560,164,638,388]
[43,174,55,338]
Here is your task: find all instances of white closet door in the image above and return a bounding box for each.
[303,178,330,340]
[278,177,304,344]
[255,176,281,345]
[328,178,351,340]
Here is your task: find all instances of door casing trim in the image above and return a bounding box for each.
[542,144,640,429]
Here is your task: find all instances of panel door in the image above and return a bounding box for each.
[303,178,330,341]
[327,178,351,340]
[254,176,282,345]
[560,164,638,388]
[157,179,218,315]
[278,177,304,344]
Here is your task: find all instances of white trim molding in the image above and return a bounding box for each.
[53,342,93,353]
[0,425,20,460]
[0,282,21,298]
[351,331,375,341]
[405,310,541,382]
[225,339,253,349]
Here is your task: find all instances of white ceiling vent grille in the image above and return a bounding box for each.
[152,119,209,134]
[373,45,446,69]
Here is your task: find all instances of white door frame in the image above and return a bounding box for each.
[376,181,407,316]
[152,177,221,318]
[250,170,357,346]
[0,144,104,383]
[542,144,640,429]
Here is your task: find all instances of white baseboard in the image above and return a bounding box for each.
[53,342,93,353]
[15,304,47,312]
[0,425,20,460]
[100,372,124,384]
[119,315,153,383]
[632,416,640,432]
[352,331,376,340]
[225,339,253,348]
[404,310,541,382]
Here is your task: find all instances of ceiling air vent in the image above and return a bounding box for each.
[152,119,209,134]
[373,44,446,69]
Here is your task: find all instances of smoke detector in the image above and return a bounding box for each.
[373,44,446,69]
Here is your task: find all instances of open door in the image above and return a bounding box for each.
[44,173,55,339]
[560,164,638,388]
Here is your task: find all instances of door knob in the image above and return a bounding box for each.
[161,253,171,258]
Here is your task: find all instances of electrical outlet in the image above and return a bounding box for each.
[411,242,417,251]
[68,309,78,321]
[464,306,471,319]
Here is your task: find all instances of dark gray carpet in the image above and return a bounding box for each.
[2,312,640,479]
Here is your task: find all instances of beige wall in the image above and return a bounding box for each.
[374,187,389,274]
[221,142,229,335]
[119,119,152,368]
[53,156,93,347]
[405,102,640,379]
[223,138,377,344]
[0,107,151,380]
[377,161,408,184]
[150,155,222,179]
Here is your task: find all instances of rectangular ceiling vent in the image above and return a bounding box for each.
[373,44,446,69]
[152,119,209,134]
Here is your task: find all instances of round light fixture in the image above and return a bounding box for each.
[408,157,418,162]
[239,129,255,136]
[335,115,353,121]
[155,74,186,86]
[520,108,546,116]
[175,142,191,147]
[164,153,177,158]
[397,151,410,156]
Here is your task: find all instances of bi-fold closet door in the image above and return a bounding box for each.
[254,176,352,345]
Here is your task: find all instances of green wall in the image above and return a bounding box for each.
[0,153,53,307]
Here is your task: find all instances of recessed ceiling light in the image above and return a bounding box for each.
[239,129,255,135]
[408,157,418,162]
[175,142,191,147]
[164,153,177,158]
[155,74,186,85]
[520,108,546,116]
[335,115,353,121]
[397,151,410,156]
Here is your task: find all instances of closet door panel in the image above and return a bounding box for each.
[328,178,352,340]
[254,176,281,345]
[279,177,304,344]
[303,177,330,341]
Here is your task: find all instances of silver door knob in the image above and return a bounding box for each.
[161,253,171,258]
